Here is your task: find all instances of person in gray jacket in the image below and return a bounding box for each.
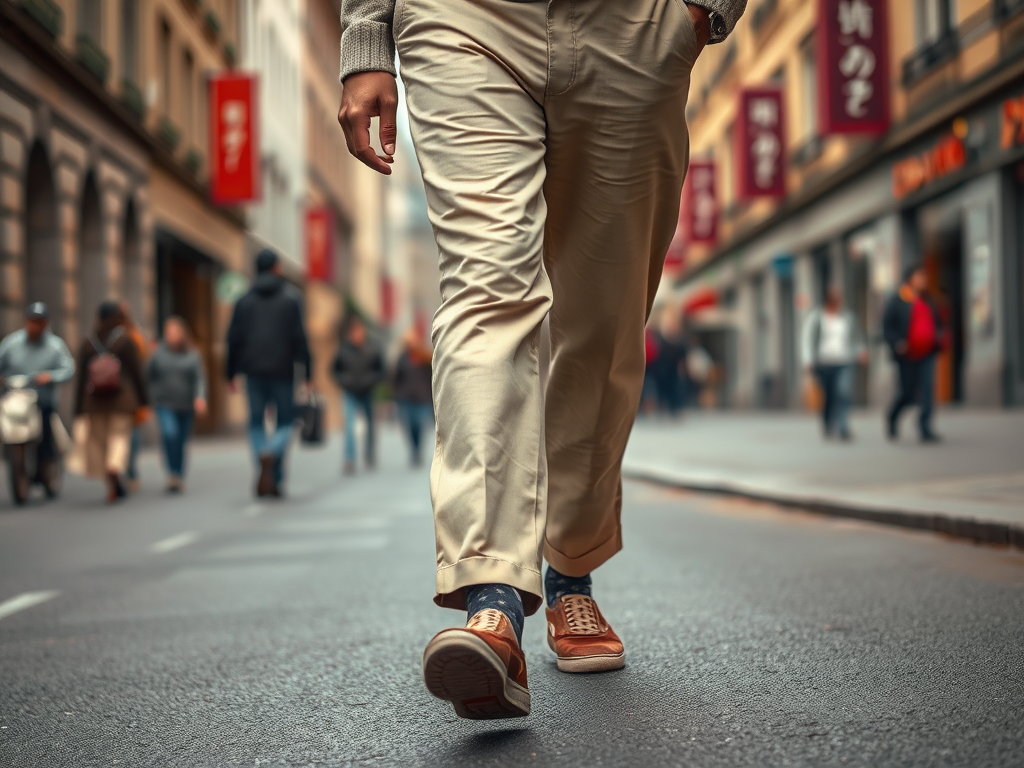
[146,316,208,493]
[338,0,747,718]
[0,302,75,475]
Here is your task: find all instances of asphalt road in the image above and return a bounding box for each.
[1,427,1022,768]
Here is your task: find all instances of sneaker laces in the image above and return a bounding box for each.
[561,595,603,636]
[467,609,503,633]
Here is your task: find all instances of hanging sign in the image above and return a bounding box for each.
[736,88,787,199]
[817,0,890,134]
[685,160,718,246]
[210,72,260,204]
[306,207,334,282]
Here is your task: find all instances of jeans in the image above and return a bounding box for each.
[887,355,936,437]
[246,376,296,483]
[155,407,195,477]
[397,400,434,464]
[343,392,375,467]
[35,403,57,470]
[127,427,140,480]
[814,364,852,437]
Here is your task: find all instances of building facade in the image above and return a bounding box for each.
[671,0,1024,411]
[1,0,245,429]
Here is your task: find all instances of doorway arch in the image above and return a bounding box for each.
[78,172,106,337]
[24,143,62,333]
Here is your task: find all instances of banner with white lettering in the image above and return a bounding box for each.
[736,88,787,199]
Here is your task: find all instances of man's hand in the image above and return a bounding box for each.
[687,2,712,51]
[338,72,399,175]
[34,372,52,386]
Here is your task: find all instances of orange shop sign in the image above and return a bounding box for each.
[892,133,966,199]
[1000,94,1024,149]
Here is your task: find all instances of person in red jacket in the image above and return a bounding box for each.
[882,264,946,443]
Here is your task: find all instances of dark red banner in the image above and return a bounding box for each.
[306,207,334,282]
[736,88,787,199]
[684,160,717,246]
[817,0,890,134]
[209,73,260,204]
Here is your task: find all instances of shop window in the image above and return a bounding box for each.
[183,49,195,143]
[120,0,137,83]
[159,19,172,116]
[77,0,101,39]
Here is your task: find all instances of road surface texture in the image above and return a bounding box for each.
[1,426,1022,768]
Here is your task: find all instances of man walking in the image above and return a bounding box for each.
[338,0,747,718]
[227,249,312,497]
[332,315,385,474]
[0,302,75,490]
[883,264,945,443]
[801,286,866,441]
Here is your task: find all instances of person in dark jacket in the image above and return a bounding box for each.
[226,249,312,497]
[393,327,434,467]
[72,301,150,502]
[147,316,208,493]
[883,263,945,443]
[332,315,384,473]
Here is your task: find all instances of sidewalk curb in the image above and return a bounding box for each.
[623,465,1024,552]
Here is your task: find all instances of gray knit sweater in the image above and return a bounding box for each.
[340,0,749,81]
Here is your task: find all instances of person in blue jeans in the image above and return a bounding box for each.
[226,249,312,497]
[392,327,434,467]
[146,316,207,492]
[332,315,385,474]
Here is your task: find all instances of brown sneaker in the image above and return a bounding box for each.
[422,608,530,719]
[546,594,625,673]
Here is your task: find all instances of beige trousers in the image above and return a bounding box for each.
[69,413,133,478]
[396,0,698,615]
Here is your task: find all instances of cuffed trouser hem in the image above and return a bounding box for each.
[435,557,545,616]
[544,532,622,580]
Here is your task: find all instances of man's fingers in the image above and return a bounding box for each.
[379,95,398,158]
[356,146,393,175]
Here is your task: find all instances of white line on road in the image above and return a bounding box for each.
[150,531,199,554]
[0,590,60,622]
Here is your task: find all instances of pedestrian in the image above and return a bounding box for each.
[800,286,867,441]
[0,302,75,492]
[71,301,149,503]
[120,301,150,493]
[146,316,208,493]
[652,312,689,416]
[339,0,745,718]
[332,315,385,474]
[883,263,945,443]
[392,326,433,467]
[686,339,713,409]
[226,249,312,498]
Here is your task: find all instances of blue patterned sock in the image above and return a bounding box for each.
[466,584,524,646]
[545,564,592,607]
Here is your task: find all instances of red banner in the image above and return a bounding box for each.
[736,88,786,199]
[684,160,718,246]
[306,207,334,282]
[817,0,890,134]
[209,73,260,204]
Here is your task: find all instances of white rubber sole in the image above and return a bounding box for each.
[423,631,531,719]
[548,635,626,673]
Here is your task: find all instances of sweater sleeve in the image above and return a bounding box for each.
[339,0,397,82]
[693,0,748,43]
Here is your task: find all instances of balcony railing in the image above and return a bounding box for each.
[995,0,1024,20]
[204,10,221,40]
[76,34,110,85]
[18,0,63,37]
[184,149,203,176]
[157,117,182,151]
[121,79,146,120]
[902,32,960,86]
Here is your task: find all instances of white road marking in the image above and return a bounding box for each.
[150,531,199,554]
[243,503,265,517]
[0,590,60,621]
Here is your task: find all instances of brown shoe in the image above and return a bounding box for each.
[423,609,530,719]
[256,454,276,497]
[546,594,625,673]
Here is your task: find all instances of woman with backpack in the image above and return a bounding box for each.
[71,301,149,502]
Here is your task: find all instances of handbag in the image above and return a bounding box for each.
[298,393,325,446]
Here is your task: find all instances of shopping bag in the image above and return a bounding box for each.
[298,395,325,446]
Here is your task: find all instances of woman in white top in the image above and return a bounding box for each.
[801,287,867,440]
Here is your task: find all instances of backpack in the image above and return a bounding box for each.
[87,328,126,397]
